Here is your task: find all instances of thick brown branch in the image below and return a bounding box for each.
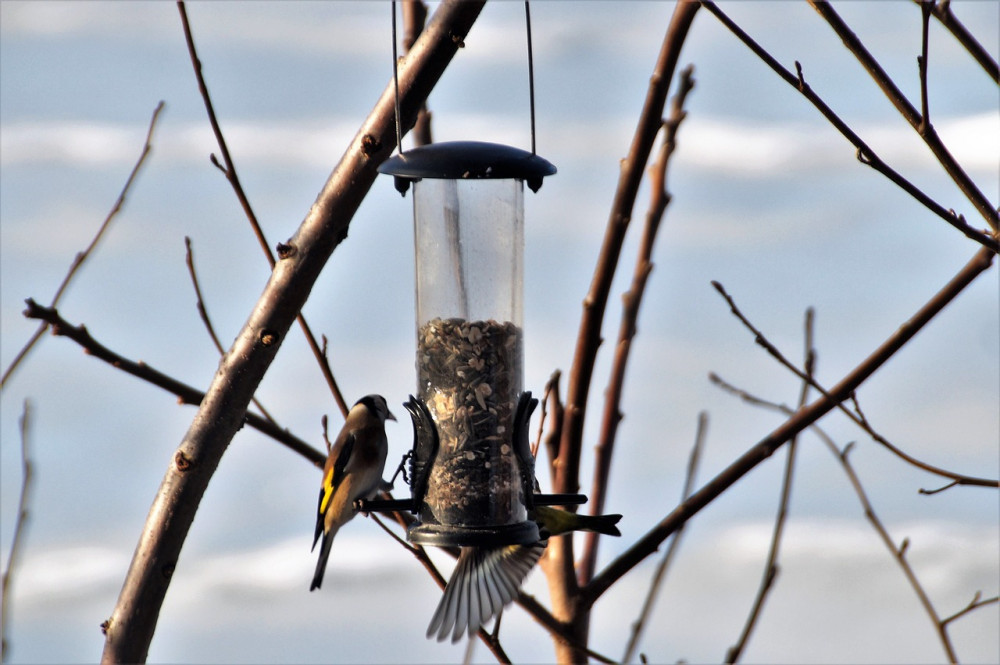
[583,246,995,605]
[547,9,701,662]
[1,102,165,390]
[101,4,484,661]
[701,1,998,252]
[580,65,695,587]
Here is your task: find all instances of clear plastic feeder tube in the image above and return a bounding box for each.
[413,178,527,532]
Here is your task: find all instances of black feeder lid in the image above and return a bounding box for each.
[378,140,556,194]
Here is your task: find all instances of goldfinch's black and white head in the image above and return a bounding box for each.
[355,394,396,425]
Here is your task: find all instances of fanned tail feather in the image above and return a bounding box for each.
[428,542,546,643]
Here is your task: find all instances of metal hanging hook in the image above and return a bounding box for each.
[389,1,540,156]
[525,1,537,155]
[391,1,403,155]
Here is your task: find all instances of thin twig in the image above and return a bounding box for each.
[402,1,433,146]
[711,280,998,489]
[921,0,999,83]
[917,0,932,135]
[533,370,560,460]
[700,1,998,252]
[582,65,695,586]
[710,374,977,664]
[941,591,1000,628]
[841,441,957,663]
[542,371,564,487]
[1,102,165,390]
[1,401,34,663]
[584,247,995,605]
[184,237,278,425]
[726,309,815,664]
[622,411,708,663]
[22,299,324,467]
[807,0,998,231]
[177,1,350,418]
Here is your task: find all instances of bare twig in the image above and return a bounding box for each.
[584,247,995,605]
[711,281,998,489]
[710,374,987,664]
[726,310,815,664]
[700,2,998,252]
[22,299,324,468]
[184,237,279,425]
[921,0,999,83]
[622,411,708,663]
[533,370,560,460]
[1,401,34,663]
[841,439,957,662]
[177,1,350,418]
[402,1,433,147]
[807,0,998,231]
[102,4,485,660]
[542,371,564,487]
[917,0,932,135]
[941,591,1000,628]
[581,65,695,586]
[1,102,165,390]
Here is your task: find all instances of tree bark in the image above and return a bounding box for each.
[100,2,485,662]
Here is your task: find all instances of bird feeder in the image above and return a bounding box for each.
[378,141,557,547]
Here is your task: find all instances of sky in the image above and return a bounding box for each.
[1,1,998,663]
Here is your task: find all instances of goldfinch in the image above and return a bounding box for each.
[310,394,395,591]
[426,505,622,642]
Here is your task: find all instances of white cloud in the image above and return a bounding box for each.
[8,112,992,184]
[677,111,999,177]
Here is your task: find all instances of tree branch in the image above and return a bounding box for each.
[547,6,701,661]
[710,373,984,664]
[1,102,165,390]
[726,309,815,664]
[177,1,352,418]
[184,237,279,426]
[921,0,999,84]
[1,401,34,662]
[710,281,998,489]
[807,0,998,231]
[22,299,324,467]
[583,246,995,605]
[101,3,484,660]
[580,65,695,587]
[700,1,998,252]
[622,411,707,664]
